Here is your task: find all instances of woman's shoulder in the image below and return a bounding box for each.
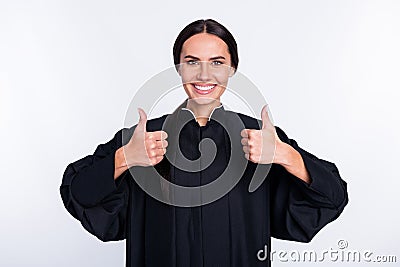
[226,110,265,130]
[227,110,285,136]
[114,114,170,146]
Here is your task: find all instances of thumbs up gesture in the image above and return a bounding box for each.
[124,108,168,167]
[240,105,282,164]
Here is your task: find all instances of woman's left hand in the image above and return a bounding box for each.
[240,105,283,164]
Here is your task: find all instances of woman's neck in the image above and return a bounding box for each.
[185,99,221,126]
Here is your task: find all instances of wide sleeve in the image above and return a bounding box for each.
[269,126,349,242]
[60,128,131,242]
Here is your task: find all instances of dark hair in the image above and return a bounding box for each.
[173,19,239,73]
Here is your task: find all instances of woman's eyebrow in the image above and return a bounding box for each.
[184,55,226,60]
[184,55,200,60]
[209,56,226,60]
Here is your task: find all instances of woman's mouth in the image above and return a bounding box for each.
[191,83,217,95]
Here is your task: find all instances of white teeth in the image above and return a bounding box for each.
[194,85,216,91]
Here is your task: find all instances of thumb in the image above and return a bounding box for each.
[261,105,273,129]
[136,107,147,133]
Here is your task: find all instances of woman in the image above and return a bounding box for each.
[60,19,348,267]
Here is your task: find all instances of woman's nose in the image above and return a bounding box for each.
[196,61,211,81]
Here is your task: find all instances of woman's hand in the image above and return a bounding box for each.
[126,108,168,167]
[114,108,168,179]
[240,105,282,164]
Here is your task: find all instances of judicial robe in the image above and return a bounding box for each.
[60,100,349,267]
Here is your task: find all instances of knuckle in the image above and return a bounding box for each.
[249,154,258,162]
[248,140,254,147]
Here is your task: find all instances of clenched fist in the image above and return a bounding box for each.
[123,108,168,167]
[240,105,282,164]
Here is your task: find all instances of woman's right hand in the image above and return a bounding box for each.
[114,108,168,179]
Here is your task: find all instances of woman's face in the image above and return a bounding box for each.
[178,33,234,106]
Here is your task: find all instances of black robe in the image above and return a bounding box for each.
[60,101,348,267]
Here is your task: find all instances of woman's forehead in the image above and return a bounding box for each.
[181,33,229,58]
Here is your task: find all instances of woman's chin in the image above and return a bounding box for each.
[189,96,219,106]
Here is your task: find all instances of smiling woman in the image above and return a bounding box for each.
[175,22,236,125]
[60,18,349,267]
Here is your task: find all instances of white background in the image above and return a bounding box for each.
[1,0,399,266]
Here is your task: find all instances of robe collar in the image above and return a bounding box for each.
[179,98,225,123]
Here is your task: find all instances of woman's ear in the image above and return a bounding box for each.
[228,66,235,77]
[176,64,182,77]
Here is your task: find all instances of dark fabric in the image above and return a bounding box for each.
[60,104,348,267]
